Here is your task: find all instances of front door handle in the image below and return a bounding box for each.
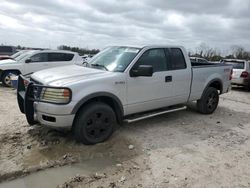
[165,76,172,82]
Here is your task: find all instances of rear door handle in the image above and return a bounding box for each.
[165,76,172,82]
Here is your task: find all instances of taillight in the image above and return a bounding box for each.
[240,71,248,78]
[230,69,233,80]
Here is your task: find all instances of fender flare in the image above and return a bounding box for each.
[203,78,223,96]
[71,92,124,123]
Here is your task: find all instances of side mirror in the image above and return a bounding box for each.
[130,65,153,77]
[25,58,31,63]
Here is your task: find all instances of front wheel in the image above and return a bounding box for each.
[197,87,219,114]
[1,72,13,87]
[73,102,116,145]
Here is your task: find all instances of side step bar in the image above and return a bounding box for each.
[124,106,187,123]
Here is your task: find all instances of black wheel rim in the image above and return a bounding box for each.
[206,92,218,111]
[84,111,113,142]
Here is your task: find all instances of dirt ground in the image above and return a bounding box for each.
[0,85,250,188]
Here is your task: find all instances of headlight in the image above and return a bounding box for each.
[40,87,71,104]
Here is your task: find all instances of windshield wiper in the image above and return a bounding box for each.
[91,63,108,71]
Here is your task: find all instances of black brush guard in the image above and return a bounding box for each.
[17,75,38,125]
[17,75,72,125]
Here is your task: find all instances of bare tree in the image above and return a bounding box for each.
[230,45,250,59]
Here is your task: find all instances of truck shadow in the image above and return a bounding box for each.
[24,101,250,166]
[231,86,250,92]
[119,104,250,151]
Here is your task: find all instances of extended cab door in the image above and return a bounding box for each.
[165,48,192,104]
[126,48,174,115]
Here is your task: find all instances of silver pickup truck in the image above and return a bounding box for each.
[17,45,232,144]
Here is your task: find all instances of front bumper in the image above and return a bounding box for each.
[17,75,75,129]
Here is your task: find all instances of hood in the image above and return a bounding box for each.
[31,65,111,86]
[0,59,17,65]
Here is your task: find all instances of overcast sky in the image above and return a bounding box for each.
[0,0,249,52]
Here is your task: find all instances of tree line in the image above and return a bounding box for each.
[10,45,100,56]
[189,43,250,61]
[57,45,100,55]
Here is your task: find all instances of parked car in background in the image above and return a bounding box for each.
[0,50,30,61]
[0,50,82,86]
[17,45,232,144]
[0,45,16,56]
[81,54,93,63]
[11,50,30,59]
[221,59,250,90]
[190,57,210,64]
[0,55,12,60]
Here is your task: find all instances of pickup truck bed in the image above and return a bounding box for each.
[190,63,232,101]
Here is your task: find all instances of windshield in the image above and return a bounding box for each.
[87,46,140,72]
[15,50,36,62]
[223,60,245,69]
[11,50,28,59]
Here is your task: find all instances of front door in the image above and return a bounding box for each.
[126,48,174,115]
[24,52,49,75]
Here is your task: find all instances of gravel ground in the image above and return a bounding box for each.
[0,85,250,187]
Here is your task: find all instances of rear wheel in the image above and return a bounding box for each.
[197,87,219,114]
[73,102,116,145]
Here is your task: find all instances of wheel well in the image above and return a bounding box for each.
[1,70,21,80]
[208,80,222,94]
[74,96,123,125]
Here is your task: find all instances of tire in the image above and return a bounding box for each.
[1,71,13,87]
[197,87,219,114]
[73,102,116,145]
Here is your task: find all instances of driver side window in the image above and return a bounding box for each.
[133,49,167,72]
[30,53,48,63]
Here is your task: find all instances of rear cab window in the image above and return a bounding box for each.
[166,48,187,70]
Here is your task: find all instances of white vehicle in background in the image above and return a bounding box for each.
[81,54,93,63]
[190,57,210,64]
[0,50,82,86]
[221,59,250,90]
[10,50,31,59]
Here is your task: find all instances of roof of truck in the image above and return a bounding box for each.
[108,45,184,49]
